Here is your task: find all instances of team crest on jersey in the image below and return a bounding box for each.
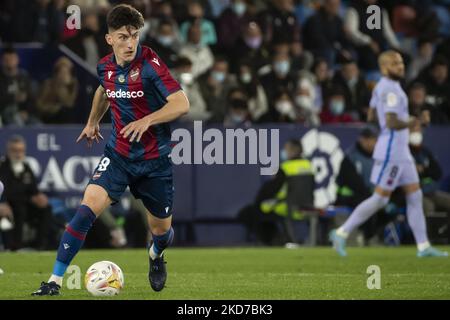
[118,74,125,83]
[130,68,140,81]
[108,71,113,79]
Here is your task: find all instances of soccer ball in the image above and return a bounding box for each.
[85,261,124,296]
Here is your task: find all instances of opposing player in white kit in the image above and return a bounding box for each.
[330,51,448,257]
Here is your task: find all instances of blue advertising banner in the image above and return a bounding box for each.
[0,124,449,221]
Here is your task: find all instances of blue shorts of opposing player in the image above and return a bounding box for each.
[89,145,174,219]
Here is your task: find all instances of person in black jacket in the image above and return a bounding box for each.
[409,123,450,218]
[0,135,52,250]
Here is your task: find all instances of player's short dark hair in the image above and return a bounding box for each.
[107,4,144,32]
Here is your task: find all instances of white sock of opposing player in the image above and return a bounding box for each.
[406,190,430,251]
[48,275,63,286]
[337,193,390,238]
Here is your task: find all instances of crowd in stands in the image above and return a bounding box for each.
[0,0,450,127]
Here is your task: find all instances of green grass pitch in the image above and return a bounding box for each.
[1,246,450,300]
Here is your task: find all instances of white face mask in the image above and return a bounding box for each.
[409,132,423,146]
[276,101,296,120]
[295,95,313,110]
[11,160,25,176]
[180,72,194,85]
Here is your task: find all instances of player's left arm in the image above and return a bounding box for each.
[121,90,190,143]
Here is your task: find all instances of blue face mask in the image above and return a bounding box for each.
[158,35,174,47]
[274,60,290,77]
[232,2,247,16]
[212,71,226,83]
[330,100,345,115]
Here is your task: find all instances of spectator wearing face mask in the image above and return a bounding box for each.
[199,56,238,123]
[179,21,215,78]
[0,136,53,251]
[231,21,271,73]
[293,76,320,126]
[223,88,252,127]
[237,61,269,121]
[260,51,296,108]
[217,0,254,51]
[260,89,298,123]
[409,123,450,221]
[180,1,217,46]
[332,59,371,121]
[320,88,356,124]
[173,56,210,122]
[142,19,180,69]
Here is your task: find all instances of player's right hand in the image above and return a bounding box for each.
[76,124,104,148]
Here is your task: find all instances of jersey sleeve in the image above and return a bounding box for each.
[146,50,182,99]
[380,89,402,116]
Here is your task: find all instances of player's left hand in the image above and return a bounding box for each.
[120,117,151,143]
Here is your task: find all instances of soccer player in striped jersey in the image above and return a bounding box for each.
[330,51,447,258]
[32,4,189,296]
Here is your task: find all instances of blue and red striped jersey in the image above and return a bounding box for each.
[97,44,182,160]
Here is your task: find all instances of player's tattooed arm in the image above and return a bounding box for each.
[76,85,110,147]
[121,90,190,143]
[385,113,419,130]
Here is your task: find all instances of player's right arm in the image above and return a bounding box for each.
[77,85,110,147]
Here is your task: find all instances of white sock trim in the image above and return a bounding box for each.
[48,275,63,286]
[149,244,162,260]
[417,241,431,252]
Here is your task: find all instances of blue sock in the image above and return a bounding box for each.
[52,205,96,277]
[152,227,174,256]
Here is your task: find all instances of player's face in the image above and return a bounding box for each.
[387,54,405,80]
[106,26,140,65]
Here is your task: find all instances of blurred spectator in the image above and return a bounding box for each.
[320,86,356,124]
[271,40,313,75]
[238,139,313,245]
[407,39,434,82]
[303,0,353,67]
[180,0,217,46]
[335,126,386,243]
[173,56,210,122]
[0,136,53,250]
[145,0,182,47]
[293,75,320,126]
[0,47,38,127]
[261,89,298,123]
[236,61,269,121]
[0,0,63,44]
[199,56,237,123]
[223,88,252,127]
[332,59,371,121]
[217,0,254,51]
[311,58,333,113]
[36,57,79,124]
[408,82,447,125]
[179,20,214,78]
[64,10,110,70]
[260,51,296,107]
[409,123,450,218]
[258,0,301,44]
[231,21,271,73]
[416,56,450,123]
[143,19,180,68]
[345,0,400,71]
